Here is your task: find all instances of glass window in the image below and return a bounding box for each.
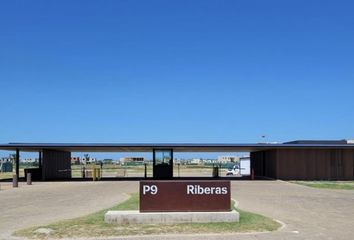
[154,150,171,165]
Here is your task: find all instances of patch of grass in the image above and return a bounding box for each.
[14,193,280,239]
[0,168,26,180]
[292,181,354,190]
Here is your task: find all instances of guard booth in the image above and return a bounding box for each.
[153,149,173,179]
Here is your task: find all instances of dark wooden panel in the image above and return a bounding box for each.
[250,151,264,177]
[342,150,354,180]
[42,150,71,180]
[140,180,231,212]
[276,149,353,180]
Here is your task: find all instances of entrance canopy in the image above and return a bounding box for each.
[1,140,354,181]
[1,141,354,152]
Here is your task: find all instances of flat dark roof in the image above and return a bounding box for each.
[284,140,348,144]
[0,141,353,152]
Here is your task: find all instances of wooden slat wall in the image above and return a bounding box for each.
[251,149,354,180]
[42,150,71,180]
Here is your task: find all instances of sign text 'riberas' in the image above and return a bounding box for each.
[140,180,231,212]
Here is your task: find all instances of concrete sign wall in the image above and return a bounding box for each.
[140,180,231,212]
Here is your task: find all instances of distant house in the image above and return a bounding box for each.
[71,157,81,165]
[217,156,239,163]
[71,156,97,165]
[203,159,217,164]
[120,157,144,164]
[23,158,38,164]
[103,159,113,164]
[0,157,11,163]
[83,157,97,164]
[190,158,203,165]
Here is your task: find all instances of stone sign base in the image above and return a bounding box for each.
[105,210,239,224]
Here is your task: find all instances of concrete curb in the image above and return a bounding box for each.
[105,210,239,224]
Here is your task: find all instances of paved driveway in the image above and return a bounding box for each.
[1,180,353,240]
[106,181,354,240]
[0,181,138,239]
[232,180,354,240]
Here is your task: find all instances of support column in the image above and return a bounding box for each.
[38,151,42,169]
[15,149,20,180]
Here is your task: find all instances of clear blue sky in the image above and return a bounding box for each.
[1,0,354,147]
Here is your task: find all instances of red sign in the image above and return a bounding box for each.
[140,180,231,212]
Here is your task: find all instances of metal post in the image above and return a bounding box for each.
[97,167,101,180]
[82,166,86,178]
[212,163,215,178]
[178,163,180,177]
[92,165,96,181]
[27,173,32,185]
[38,151,42,169]
[13,174,18,188]
[144,163,147,178]
[218,163,221,178]
[152,149,156,179]
[15,149,20,181]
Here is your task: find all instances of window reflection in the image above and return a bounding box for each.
[154,150,171,165]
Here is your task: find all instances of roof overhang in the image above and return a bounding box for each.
[1,143,354,152]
